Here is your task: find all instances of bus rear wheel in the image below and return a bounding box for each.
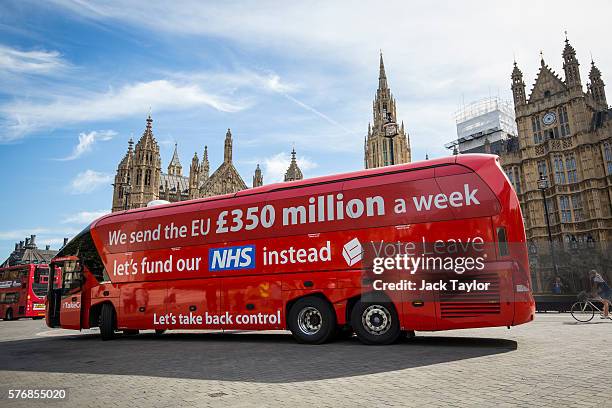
[288,297,336,344]
[351,301,400,345]
[99,304,117,341]
[4,308,14,321]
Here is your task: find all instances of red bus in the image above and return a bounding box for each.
[47,154,534,344]
[1,264,51,320]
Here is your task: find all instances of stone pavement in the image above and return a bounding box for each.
[0,315,610,407]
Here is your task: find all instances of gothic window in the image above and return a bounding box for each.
[604,142,612,175]
[532,116,543,144]
[558,106,570,137]
[144,169,151,186]
[553,154,565,184]
[136,169,142,186]
[559,196,571,223]
[546,197,559,224]
[537,160,548,180]
[565,154,578,183]
[552,127,559,139]
[382,140,388,165]
[505,166,521,193]
[544,90,551,98]
[571,194,583,221]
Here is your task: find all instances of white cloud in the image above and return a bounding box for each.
[48,0,612,158]
[263,152,318,183]
[1,79,250,141]
[0,44,67,74]
[61,210,108,224]
[58,130,117,161]
[69,169,113,194]
[0,227,80,250]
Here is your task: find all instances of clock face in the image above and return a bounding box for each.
[542,112,557,125]
[384,124,397,137]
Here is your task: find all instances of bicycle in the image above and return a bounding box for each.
[570,297,611,322]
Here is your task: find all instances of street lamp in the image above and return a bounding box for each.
[537,173,559,276]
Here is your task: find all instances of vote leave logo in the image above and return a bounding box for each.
[343,238,363,267]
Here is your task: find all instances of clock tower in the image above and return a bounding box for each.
[364,53,412,168]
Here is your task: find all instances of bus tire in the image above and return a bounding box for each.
[99,303,117,341]
[4,308,14,321]
[351,301,401,345]
[288,297,336,344]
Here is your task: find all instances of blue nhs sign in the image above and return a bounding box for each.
[209,245,256,272]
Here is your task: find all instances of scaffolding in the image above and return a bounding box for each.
[446,97,517,150]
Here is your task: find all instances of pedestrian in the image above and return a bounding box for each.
[589,270,611,319]
[551,276,563,295]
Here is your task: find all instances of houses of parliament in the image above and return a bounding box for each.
[112,54,412,212]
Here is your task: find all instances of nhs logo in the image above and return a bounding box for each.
[209,245,256,272]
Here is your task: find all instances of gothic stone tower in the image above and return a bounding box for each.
[500,36,612,292]
[365,53,411,168]
[112,115,162,211]
[112,118,267,211]
[130,115,162,208]
[284,148,303,182]
[111,138,134,212]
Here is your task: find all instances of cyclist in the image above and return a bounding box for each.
[589,269,611,319]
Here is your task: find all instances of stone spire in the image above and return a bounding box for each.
[167,143,182,176]
[588,59,607,107]
[188,151,199,199]
[253,164,263,187]
[284,148,303,182]
[511,61,527,107]
[111,137,135,212]
[365,53,411,168]
[224,129,233,163]
[379,52,388,90]
[200,145,209,180]
[562,34,581,89]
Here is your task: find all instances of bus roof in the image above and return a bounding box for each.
[91,153,499,228]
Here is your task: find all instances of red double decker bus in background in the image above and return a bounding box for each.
[47,154,535,344]
[0,264,54,320]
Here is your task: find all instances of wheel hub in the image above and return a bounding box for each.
[362,305,392,335]
[297,307,322,335]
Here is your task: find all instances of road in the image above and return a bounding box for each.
[1,315,611,407]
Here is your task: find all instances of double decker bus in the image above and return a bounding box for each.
[0,264,52,320]
[47,154,534,344]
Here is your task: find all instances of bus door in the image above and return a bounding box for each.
[48,259,83,329]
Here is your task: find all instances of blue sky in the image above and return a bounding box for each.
[0,0,610,257]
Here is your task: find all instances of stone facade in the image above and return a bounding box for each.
[364,53,411,168]
[111,117,260,212]
[498,37,611,293]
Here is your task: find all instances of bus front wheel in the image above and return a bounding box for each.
[288,297,336,344]
[351,301,400,345]
[99,304,117,341]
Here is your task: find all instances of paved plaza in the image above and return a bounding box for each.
[1,315,611,407]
